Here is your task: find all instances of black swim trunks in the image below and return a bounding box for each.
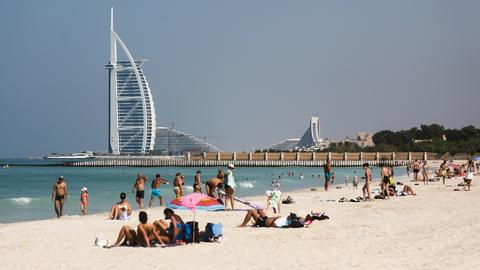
[55,195,64,201]
[254,216,268,227]
[413,169,419,173]
[136,190,145,199]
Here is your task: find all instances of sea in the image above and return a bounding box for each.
[0,158,393,224]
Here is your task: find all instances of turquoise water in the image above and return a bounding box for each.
[0,159,387,223]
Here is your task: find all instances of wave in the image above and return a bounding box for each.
[185,186,194,191]
[8,197,34,207]
[238,180,255,189]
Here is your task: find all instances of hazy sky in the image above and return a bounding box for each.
[1,0,479,157]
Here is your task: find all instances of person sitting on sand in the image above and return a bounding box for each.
[153,208,186,244]
[110,211,166,248]
[387,182,416,197]
[108,192,132,220]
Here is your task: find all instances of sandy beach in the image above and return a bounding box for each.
[1,170,479,270]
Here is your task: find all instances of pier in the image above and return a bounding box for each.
[63,152,435,167]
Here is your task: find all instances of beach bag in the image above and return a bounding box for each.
[202,223,223,242]
[184,221,200,243]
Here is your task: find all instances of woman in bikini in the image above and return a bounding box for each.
[153,208,186,244]
[108,192,132,220]
[79,187,89,215]
[111,211,166,248]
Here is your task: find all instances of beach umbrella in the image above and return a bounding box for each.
[166,193,225,211]
[166,193,224,243]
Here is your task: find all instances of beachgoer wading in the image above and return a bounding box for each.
[148,174,168,208]
[132,173,147,209]
[52,176,68,218]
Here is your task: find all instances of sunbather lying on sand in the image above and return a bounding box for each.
[387,184,416,196]
[238,209,327,228]
[110,211,165,248]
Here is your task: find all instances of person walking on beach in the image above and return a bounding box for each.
[193,170,203,193]
[148,174,168,208]
[412,160,420,182]
[422,161,429,185]
[406,164,411,177]
[438,160,448,184]
[344,175,349,187]
[464,159,475,191]
[324,159,332,191]
[79,187,89,215]
[362,163,372,201]
[52,176,68,218]
[224,163,237,210]
[132,173,147,209]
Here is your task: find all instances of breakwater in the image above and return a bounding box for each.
[63,152,433,167]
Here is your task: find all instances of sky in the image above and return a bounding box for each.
[0,0,479,157]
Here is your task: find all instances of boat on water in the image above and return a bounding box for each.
[44,152,95,159]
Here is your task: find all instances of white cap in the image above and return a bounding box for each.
[228,163,235,169]
[81,187,88,192]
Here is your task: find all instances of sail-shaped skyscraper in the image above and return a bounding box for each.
[106,8,156,154]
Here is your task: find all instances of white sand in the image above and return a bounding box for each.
[1,172,479,270]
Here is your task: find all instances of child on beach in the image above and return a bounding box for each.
[344,175,349,187]
[80,187,89,215]
[353,171,358,190]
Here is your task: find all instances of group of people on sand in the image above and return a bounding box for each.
[435,159,476,191]
[107,208,196,248]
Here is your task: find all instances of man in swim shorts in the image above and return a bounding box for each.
[148,174,168,208]
[324,159,332,191]
[132,173,147,209]
[52,176,68,218]
[193,170,203,193]
[412,160,420,182]
[205,177,224,199]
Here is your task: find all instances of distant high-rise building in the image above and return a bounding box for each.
[106,8,156,154]
[266,116,327,151]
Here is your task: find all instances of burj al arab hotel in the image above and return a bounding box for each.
[106,8,156,154]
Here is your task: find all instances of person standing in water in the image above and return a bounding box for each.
[132,173,147,209]
[148,174,168,208]
[224,163,237,210]
[193,170,203,193]
[79,187,89,215]
[362,163,372,201]
[324,159,332,191]
[352,171,359,190]
[173,173,184,199]
[52,176,68,218]
[412,160,420,182]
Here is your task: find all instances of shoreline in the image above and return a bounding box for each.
[1,172,479,269]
